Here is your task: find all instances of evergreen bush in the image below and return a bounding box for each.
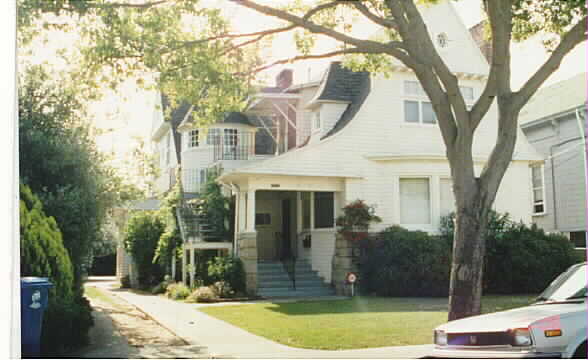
[20,184,94,355]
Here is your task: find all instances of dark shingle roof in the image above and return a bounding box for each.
[316,62,369,102]
[221,111,254,126]
[319,62,371,139]
[161,94,191,163]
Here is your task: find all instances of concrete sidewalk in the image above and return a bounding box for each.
[96,280,434,359]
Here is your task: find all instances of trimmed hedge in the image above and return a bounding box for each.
[359,213,582,296]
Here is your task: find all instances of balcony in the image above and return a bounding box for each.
[211,131,256,162]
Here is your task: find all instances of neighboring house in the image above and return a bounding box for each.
[138,0,542,296]
[519,73,587,249]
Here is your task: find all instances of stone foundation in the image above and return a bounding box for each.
[238,232,258,295]
[331,233,360,296]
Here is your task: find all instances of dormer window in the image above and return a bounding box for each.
[313,112,321,131]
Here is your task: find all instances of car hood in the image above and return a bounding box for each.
[436,303,586,333]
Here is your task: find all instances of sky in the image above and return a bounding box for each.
[19,0,588,178]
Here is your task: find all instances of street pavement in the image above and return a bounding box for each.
[90,277,434,359]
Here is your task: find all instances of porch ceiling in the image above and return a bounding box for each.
[218,170,357,192]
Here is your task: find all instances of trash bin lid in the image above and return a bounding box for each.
[21,277,53,288]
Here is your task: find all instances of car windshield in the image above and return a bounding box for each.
[537,264,587,302]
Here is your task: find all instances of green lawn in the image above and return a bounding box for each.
[199,295,536,350]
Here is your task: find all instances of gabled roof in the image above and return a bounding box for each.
[520,73,587,126]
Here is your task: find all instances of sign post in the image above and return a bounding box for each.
[346,272,357,297]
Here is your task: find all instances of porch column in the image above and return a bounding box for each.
[238,192,247,232]
[189,247,195,287]
[246,189,256,232]
[296,192,303,232]
[182,247,187,284]
[310,192,315,230]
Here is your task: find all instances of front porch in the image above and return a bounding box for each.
[226,174,347,295]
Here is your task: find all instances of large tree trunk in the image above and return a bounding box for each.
[448,195,490,320]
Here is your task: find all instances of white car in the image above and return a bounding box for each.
[432,262,587,358]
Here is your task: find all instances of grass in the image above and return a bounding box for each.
[199,295,536,350]
[84,286,124,310]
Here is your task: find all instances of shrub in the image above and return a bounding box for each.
[120,275,131,289]
[207,256,245,293]
[360,226,452,297]
[186,286,218,303]
[440,212,583,294]
[212,281,234,298]
[123,212,165,287]
[151,276,173,294]
[41,296,94,356]
[166,282,191,300]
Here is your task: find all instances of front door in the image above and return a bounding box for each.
[281,199,292,259]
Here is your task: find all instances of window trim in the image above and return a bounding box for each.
[399,176,433,226]
[530,164,547,216]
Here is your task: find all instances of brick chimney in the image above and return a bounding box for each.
[276,69,293,90]
[469,21,492,63]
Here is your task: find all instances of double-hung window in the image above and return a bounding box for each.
[187,129,199,148]
[403,81,437,124]
[399,178,431,225]
[531,165,545,214]
[224,128,238,147]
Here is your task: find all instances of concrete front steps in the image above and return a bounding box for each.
[257,260,335,298]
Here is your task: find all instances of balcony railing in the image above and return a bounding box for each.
[212,132,255,162]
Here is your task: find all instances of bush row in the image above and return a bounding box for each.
[359,212,583,296]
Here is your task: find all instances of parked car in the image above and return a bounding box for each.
[432,262,587,358]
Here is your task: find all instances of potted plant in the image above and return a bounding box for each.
[335,200,381,242]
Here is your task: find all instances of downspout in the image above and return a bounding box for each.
[575,108,587,252]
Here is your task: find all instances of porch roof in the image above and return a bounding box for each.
[218,168,363,183]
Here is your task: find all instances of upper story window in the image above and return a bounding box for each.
[531,164,545,214]
[187,129,199,148]
[207,128,220,145]
[224,128,238,147]
[404,100,437,124]
[312,112,321,131]
[404,81,436,125]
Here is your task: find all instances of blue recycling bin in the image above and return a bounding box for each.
[21,277,53,358]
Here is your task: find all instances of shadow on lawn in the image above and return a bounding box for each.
[263,297,451,316]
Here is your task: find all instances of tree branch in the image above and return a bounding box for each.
[470,0,513,130]
[234,48,369,76]
[232,0,415,68]
[84,0,169,9]
[514,16,587,109]
[352,2,398,30]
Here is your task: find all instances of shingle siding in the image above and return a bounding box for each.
[522,113,587,233]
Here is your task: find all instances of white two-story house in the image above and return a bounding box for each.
[150,0,542,297]
[215,1,542,296]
